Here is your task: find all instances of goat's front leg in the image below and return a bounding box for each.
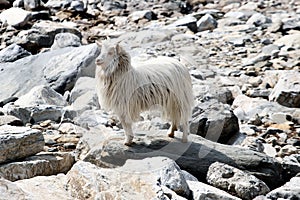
[182,121,189,143]
[120,118,134,146]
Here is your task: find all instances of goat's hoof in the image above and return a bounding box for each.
[168,132,174,138]
[182,138,188,143]
[124,142,132,146]
[124,141,134,146]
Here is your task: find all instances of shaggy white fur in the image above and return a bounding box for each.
[95,41,193,145]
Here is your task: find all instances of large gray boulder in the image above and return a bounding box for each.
[67,158,190,199]
[0,152,75,181]
[0,125,44,164]
[207,162,270,200]
[0,43,100,102]
[43,43,99,93]
[76,126,283,189]
[190,101,239,144]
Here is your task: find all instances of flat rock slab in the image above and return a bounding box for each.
[0,152,75,181]
[0,125,44,164]
[1,174,72,200]
[78,128,283,189]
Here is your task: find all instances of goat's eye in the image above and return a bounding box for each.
[108,51,113,55]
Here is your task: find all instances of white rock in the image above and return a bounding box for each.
[188,180,241,200]
[266,177,300,199]
[0,7,31,28]
[274,33,300,49]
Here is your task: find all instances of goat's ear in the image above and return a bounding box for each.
[96,40,102,47]
[116,43,122,54]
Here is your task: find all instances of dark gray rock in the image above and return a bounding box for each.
[0,44,31,63]
[190,101,239,144]
[197,14,218,32]
[207,162,270,200]
[281,154,300,180]
[0,152,75,181]
[0,125,44,164]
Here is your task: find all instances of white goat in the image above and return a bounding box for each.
[95,41,193,145]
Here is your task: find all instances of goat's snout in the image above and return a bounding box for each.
[96,57,104,65]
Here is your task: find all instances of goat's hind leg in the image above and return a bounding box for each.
[167,122,177,138]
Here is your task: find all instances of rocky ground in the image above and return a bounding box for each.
[0,0,300,199]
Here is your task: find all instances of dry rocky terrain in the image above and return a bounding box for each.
[0,0,300,199]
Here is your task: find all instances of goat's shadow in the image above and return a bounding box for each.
[98,130,283,188]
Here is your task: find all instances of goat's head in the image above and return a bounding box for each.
[96,41,124,76]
